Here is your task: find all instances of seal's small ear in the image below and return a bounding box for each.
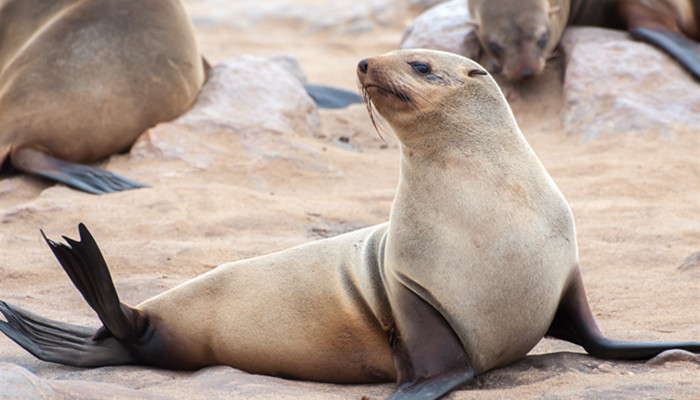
[548,5,562,16]
[466,19,480,29]
[468,69,488,77]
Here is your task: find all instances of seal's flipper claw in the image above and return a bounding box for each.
[11,147,147,195]
[42,224,144,342]
[0,300,136,367]
[387,276,474,400]
[546,271,700,359]
[304,83,364,109]
[629,28,700,81]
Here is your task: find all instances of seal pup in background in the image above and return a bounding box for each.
[0,0,206,194]
[1,50,698,399]
[467,0,700,81]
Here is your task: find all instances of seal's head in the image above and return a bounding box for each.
[469,0,562,82]
[357,49,517,150]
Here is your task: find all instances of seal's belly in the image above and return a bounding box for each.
[138,224,397,383]
[387,201,578,374]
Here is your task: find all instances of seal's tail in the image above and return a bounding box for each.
[0,224,141,367]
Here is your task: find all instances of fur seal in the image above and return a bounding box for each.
[1,50,698,400]
[467,0,700,81]
[0,0,206,194]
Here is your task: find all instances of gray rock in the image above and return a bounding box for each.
[0,363,53,400]
[561,27,699,140]
[175,54,320,136]
[128,55,333,182]
[679,251,700,270]
[266,54,308,83]
[399,0,480,59]
[401,9,698,141]
[646,349,700,366]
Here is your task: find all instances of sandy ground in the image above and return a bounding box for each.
[0,1,698,399]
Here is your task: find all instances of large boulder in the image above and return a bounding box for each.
[561,27,699,140]
[399,0,479,58]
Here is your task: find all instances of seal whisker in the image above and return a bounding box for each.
[358,79,388,140]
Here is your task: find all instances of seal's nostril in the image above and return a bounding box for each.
[522,69,534,79]
[358,58,368,74]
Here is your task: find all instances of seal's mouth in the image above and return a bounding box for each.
[362,84,412,103]
[361,81,416,106]
[358,78,425,138]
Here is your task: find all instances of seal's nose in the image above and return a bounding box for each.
[358,58,368,74]
[521,69,534,79]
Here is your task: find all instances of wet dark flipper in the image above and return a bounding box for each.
[0,300,137,367]
[386,273,474,400]
[387,369,475,400]
[547,271,700,359]
[12,147,147,195]
[0,224,144,366]
[304,83,364,109]
[41,223,145,342]
[629,27,700,81]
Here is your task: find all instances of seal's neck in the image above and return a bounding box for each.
[390,121,552,231]
[396,114,529,169]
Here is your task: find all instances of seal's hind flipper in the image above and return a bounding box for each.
[546,271,700,359]
[629,27,700,81]
[41,224,145,342]
[304,83,364,109]
[11,147,147,194]
[0,300,137,367]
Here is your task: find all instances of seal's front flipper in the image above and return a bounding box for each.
[304,83,364,109]
[629,28,700,81]
[387,369,475,400]
[11,147,147,194]
[0,300,137,367]
[546,271,700,359]
[41,223,146,343]
[386,275,474,399]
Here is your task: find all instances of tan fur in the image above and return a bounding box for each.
[362,49,578,373]
[140,224,397,382]
[467,0,699,81]
[0,0,204,165]
[616,0,700,38]
[468,0,570,81]
[137,49,579,379]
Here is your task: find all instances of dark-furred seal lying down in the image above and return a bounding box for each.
[1,50,699,400]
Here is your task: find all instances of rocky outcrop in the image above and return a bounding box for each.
[401,2,699,140]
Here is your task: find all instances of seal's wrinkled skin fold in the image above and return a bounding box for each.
[1,50,698,400]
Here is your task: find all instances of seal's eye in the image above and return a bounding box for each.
[409,62,432,75]
[468,69,488,77]
[487,42,502,57]
[537,35,548,49]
